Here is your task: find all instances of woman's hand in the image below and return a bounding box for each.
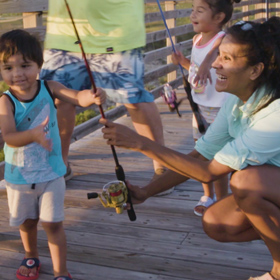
[100,118,143,151]
[126,181,148,205]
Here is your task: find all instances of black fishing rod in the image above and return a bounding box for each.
[156,0,206,133]
[64,0,136,221]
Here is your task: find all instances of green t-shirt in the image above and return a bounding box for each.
[44,0,146,53]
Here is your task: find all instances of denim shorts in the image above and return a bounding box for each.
[40,48,154,104]
[6,177,65,226]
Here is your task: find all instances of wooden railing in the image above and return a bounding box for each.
[0,0,279,151]
[1,0,279,97]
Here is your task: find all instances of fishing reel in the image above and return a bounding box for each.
[161,83,183,117]
[87,180,128,214]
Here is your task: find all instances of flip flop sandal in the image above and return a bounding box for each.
[194,195,214,217]
[54,274,73,280]
[249,272,279,280]
[16,258,41,280]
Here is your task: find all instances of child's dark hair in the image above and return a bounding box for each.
[0,29,43,68]
[205,0,241,25]
[226,16,280,112]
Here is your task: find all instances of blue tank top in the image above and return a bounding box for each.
[3,80,66,184]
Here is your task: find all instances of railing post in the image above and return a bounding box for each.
[242,3,249,21]
[276,1,280,17]
[165,0,177,83]
[23,12,43,28]
[254,1,265,21]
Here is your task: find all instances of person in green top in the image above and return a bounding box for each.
[40,0,169,193]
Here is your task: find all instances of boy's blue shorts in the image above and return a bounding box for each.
[40,48,154,104]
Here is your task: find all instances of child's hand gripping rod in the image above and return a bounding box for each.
[64,0,136,221]
[156,0,206,133]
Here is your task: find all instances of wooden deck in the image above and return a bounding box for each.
[0,89,271,280]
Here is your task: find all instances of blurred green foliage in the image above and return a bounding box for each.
[0,81,8,93]
[0,149,4,162]
[75,109,98,126]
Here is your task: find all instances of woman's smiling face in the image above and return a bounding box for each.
[212,34,260,102]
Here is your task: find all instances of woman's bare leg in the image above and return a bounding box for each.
[203,165,280,279]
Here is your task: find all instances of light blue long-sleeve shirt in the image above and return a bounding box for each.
[195,86,280,170]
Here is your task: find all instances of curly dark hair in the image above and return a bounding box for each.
[225,16,280,112]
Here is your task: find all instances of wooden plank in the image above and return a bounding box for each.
[146,24,194,44]
[144,40,192,63]
[145,9,192,23]
[144,63,178,83]
[0,0,48,14]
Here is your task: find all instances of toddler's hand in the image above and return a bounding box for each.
[32,116,52,151]
[171,50,184,65]
[93,88,106,105]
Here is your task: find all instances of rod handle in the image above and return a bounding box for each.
[115,165,137,221]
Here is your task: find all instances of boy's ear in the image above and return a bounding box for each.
[214,12,226,24]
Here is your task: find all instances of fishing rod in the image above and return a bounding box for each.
[64,0,136,221]
[156,0,206,133]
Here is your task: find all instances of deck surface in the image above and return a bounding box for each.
[0,90,270,280]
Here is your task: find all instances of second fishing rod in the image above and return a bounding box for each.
[156,0,206,134]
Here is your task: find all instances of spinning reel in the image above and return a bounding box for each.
[88,181,130,215]
[161,83,183,117]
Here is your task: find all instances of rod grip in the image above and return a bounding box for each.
[115,165,137,221]
[126,187,137,221]
[182,77,206,134]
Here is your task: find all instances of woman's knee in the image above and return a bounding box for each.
[230,169,256,203]
[230,167,268,210]
[202,208,227,242]
[202,194,245,242]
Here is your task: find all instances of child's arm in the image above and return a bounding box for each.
[171,50,190,70]
[193,36,223,85]
[0,95,52,150]
[171,34,199,70]
[48,81,106,107]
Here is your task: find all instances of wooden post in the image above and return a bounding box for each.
[23,12,43,29]
[165,1,177,83]
[276,1,280,17]
[254,2,265,21]
[242,3,249,21]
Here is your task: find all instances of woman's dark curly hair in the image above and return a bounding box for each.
[225,16,280,113]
